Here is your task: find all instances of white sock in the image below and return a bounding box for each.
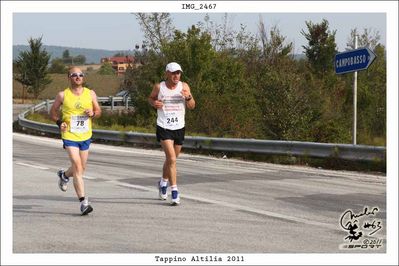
[160,178,168,187]
[171,185,178,191]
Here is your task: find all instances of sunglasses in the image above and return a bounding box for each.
[69,72,85,78]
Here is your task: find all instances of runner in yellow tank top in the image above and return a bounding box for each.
[61,86,93,142]
[50,66,102,215]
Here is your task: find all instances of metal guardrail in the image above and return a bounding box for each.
[17,100,386,162]
[98,96,132,110]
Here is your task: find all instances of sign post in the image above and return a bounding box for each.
[335,39,376,145]
[353,36,358,145]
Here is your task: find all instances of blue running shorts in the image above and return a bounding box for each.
[62,139,91,151]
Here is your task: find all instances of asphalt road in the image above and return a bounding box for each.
[11,132,387,255]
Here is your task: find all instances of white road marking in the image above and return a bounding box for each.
[15,162,49,170]
[182,193,338,230]
[83,175,97,180]
[106,180,152,191]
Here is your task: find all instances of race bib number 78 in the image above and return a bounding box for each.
[70,115,89,133]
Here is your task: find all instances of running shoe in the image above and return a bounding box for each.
[80,198,93,215]
[171,190,180,206]
[57,169,69,192]
[158,181,168,200]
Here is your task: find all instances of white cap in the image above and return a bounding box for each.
[165,62,183,72]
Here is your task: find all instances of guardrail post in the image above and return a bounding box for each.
[110,96,114,111]
[46,99,51,114]
[125,97,129,109]
[30,106,35,114]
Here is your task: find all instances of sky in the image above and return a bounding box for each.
[13,12,386,54]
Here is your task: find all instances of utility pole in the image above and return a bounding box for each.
[352,35,358,145]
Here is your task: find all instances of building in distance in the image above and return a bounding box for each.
[100,55,134,76]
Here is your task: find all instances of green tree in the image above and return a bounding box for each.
[131,25,262,137]
[258,20,293,64]
[298,20,352,143]
[354,44,386,145]
[301,19,337,75]
[97,62,115,75]
[62,49,70,59]
[343,28,385,145]
[198,13,235,52]
[242,21,314,141]
[136,13,175,53]
[14,37,52,99]
[74,55,86,65]
[251,54,318,141]
[62,49,72,64]
[48,58,67,73]
[346,28,381,50]
[198,13,259,55]
[306,71,351,143]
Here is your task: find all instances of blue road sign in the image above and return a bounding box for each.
[335,47,376,74]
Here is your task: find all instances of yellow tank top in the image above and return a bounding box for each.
[61,87,93,141]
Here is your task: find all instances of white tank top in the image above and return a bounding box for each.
[157,81,186,130]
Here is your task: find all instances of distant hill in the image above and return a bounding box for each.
[13,45,133,64]
[13,44,307,63]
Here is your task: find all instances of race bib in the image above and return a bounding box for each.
[70,115,89,133]
[164,112,179,127]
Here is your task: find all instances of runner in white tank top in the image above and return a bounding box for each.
[157,81,185,130]
[148,62,196,205]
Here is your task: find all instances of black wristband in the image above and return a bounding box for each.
[56,119,62,128]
